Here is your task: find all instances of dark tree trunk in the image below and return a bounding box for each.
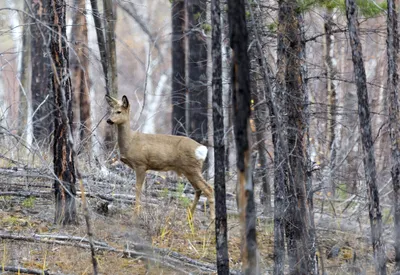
[103,0,118,152]
[31,0,52,143]
[212,0,229,272]
[227,0,258,273]
[171,0,187,136]
[50,0,77,225]
[386,0,400,271]
[187,0,208,144]
[277,1,313,274]
[345,0,386,273]
[89,0,108,85]
[71,0,92,154]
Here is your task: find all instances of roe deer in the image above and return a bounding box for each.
[105,95,215,220]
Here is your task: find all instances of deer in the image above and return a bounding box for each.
[105,95,215,220]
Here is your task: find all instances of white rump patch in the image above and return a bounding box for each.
[195,146,208,161]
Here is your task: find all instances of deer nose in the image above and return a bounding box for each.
[106,119,114,125]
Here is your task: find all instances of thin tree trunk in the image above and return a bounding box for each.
[171,0,187,136]
[252,72,271,214]
[228,0,258,273]
[89,0,108,88]
[18,0,31,142]
[70,0,92,155]
[386,0,400,271]
[187,0,208,144]
[345,0,386,273]
[300,11,317,274]
[31,0,52,143]
[212,0,229,272]
[247,0,272,214]
[324,8,337,197]
[103,0,118,152]
[50,0,77,225]
[221,10,233,172]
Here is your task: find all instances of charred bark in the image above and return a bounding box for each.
[171,0,187,136]
[228,0,258,273]
[345,0,386,273]
[70,0,92,154]
[277,0,314,274]
[50,0,77,225]
[187,0,208,144]
[212,0,229,272]
[386,0,400,271]
[31,0,52,143]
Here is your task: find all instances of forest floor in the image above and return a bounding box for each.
[0,158,395,274]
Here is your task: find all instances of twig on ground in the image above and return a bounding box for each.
[1,266,51,275]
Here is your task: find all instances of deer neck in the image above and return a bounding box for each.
[117,122,133,153]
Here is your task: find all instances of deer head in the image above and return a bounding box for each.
[105,95,130,125]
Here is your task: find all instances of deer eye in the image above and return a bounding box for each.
[117,111,122,114]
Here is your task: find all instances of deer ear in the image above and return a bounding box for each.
[122,95,130,109]
[105,94,118,107]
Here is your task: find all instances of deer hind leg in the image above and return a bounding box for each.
[186,172,215,220]
[190,190,202,216]
[134,167,146,215]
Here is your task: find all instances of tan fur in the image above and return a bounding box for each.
[106,95,215,220]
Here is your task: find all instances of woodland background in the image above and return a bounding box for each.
[0,0,399,274]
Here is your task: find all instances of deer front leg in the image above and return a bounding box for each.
[134,167,146,215]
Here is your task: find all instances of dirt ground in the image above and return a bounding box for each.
[0,164,394,274]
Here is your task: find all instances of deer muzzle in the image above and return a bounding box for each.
[106,119,114,125]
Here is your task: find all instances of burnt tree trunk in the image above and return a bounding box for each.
[228,0,258,273]
[103,0,118,152]
[31,0,52,143]
[187,0,208,144]
[71,0,92,154]
[212,0,229,272]
[387,0,400,271]
[277,0,313,274]
[89,0,108,85]
[171,0,187,136]
[50,0,77,225]
[345,0,386,273]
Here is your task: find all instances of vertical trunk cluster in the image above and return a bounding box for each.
[227,0,258,273]
[31,0,52,143]
[276,0,314,274]
[386,0,400,271]
[103,0,118,152]
[345,0,386,273]
[50,0,77,225]
[211,0,229,273]
[171,0,187,136]
[247,2,272,214]
[70,0,92,154]
[187,0,208,144]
